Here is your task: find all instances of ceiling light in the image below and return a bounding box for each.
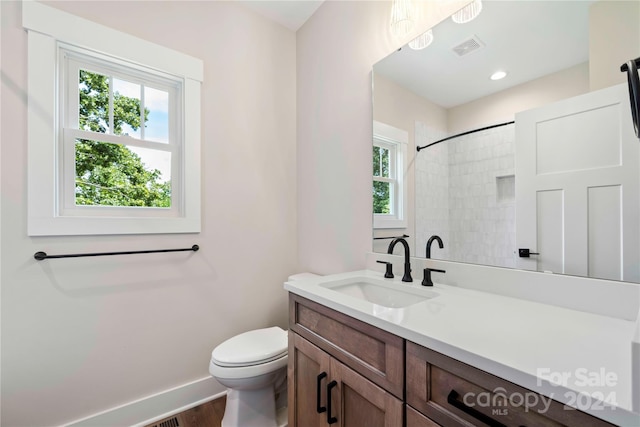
[390,0,415,36]
[451,0,483,24]
[409,29,434,50]
[490,70,507,80]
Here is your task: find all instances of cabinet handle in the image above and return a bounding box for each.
[447,390,507,427]
[316,372,327,413]
[327,380,338,424]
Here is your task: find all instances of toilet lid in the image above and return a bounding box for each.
[212,327,288,367]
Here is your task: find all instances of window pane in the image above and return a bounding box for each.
[373,146,390,177]
[75,139,171,208]
[113,78,142,138]
[79,70,109,133]
[129,146,172,183]
[144,86,170,143]
[380,147,390,178]
[373,146,381,176]
[373,180,390,214]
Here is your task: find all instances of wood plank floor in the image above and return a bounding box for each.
[145,396,226,427]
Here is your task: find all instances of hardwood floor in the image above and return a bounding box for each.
[146,396,226,427]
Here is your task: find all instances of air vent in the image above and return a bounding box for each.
[452,35,485,57]
[150,416,180,427]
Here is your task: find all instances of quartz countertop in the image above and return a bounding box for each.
[284,270,640,426]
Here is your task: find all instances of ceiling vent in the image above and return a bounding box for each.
[452,35,485,57]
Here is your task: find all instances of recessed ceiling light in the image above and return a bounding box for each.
[490,70,507,81]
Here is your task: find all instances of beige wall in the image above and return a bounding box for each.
[297,0,470,274]
[372,73,448,254]
[1,1,296,425]
[589,0,640,91]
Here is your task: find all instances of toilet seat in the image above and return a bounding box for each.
[210,352,288,380]
[212,327,287,367]
[210,326,288,380]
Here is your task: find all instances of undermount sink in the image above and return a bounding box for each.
[320,277,437,309]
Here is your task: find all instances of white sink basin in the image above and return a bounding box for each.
[320,277,437,309]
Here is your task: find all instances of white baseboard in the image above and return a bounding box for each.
[63,377,226,427]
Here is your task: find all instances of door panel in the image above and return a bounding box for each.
[516,83,639,281]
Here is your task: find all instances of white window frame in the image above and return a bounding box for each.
[373,121,408,229]
[23,1,203,236]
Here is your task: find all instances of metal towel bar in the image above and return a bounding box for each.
[34,245,199,261]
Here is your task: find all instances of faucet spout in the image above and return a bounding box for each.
[423,235,445,286]
[426,235,444,258]
[387,237,412,282]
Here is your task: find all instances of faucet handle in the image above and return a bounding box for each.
[421,267,446,287]
[376,260,394,278]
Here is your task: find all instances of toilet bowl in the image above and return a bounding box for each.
[210,273,320,427]
[210,326,288,427]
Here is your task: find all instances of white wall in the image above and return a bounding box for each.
[297,0,471,274]
[0,1,297,425]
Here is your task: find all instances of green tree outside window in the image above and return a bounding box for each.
[76,70,171,207]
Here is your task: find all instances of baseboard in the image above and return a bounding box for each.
[63,376,225,427]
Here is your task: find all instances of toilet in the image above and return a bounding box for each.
[209,273,320,427]
[210,326,288,427]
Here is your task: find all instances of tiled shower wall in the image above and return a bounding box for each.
[415,123,450,260]
[416,122,516,268]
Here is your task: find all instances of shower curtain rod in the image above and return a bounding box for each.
[416,121,515,152]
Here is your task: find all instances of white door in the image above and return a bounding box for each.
[515,84,639,282]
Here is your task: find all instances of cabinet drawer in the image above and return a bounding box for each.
[406,342,615,427]
[289,294,404,398]
[407,405,440,427]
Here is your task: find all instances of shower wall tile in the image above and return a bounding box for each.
[416,122,516,269]
[415,122,450,259]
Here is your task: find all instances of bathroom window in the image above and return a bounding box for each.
[373,121,407,229]
[24,2,203,235]
[61,50,181,213]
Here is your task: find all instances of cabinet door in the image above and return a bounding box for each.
[288,331,331,427]
[329,357,403,427]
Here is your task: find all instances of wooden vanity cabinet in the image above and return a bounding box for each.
[406,342,616,427]
[288,295,403,427]
[288,293,617,427]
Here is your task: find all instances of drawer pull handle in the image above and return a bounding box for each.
[316,372,327,413]
[447,390,508,427]
[327,380,338,424]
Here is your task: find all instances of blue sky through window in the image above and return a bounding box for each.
[112,78,171,183]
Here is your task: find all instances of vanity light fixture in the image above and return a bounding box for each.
[490,70,507,80]
[451,0,483,24]
[409,29,434,50]
[390,0,415,36]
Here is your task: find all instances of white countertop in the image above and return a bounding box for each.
[284,270,640,426]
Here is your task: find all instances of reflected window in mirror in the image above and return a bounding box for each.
[373,121,408,229]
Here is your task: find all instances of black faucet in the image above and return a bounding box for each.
[387,237,412,282]
[376,260,394,278]
[423,235,445,286]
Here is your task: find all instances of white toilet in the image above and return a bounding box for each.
[209,326,289,427]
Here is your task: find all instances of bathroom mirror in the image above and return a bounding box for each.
[372,0,640,283]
